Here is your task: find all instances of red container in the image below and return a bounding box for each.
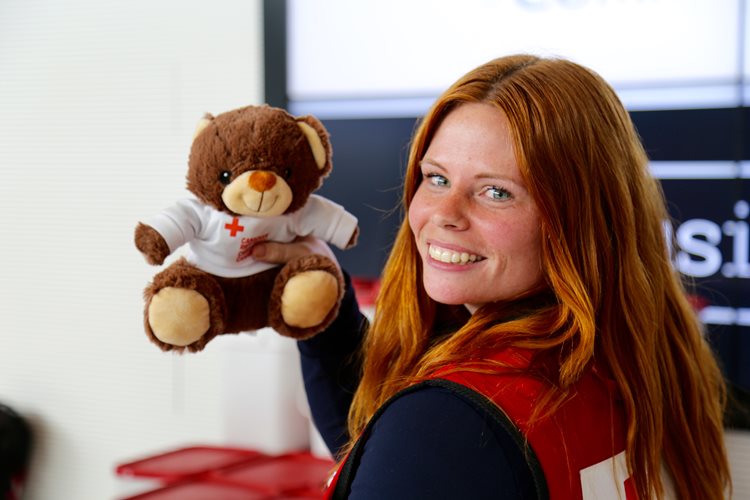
[210,452,334,497]
[120,480,269,500]
[351,277,380,307]
[116,445,265,483]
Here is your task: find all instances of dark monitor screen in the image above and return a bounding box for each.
[264,1,750,392]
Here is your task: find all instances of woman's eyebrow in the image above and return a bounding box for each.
[474,172,523,185]
[419,158,445,170]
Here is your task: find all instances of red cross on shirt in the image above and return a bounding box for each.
[224,217,245,237]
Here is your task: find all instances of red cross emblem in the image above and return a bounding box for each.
[224,217,245,237]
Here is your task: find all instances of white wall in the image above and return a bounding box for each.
[0,1,275,498]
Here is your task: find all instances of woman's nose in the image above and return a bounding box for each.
[430,193,469,230]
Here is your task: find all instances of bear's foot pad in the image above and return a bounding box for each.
[148,287,210,347]
[281,270,339,328]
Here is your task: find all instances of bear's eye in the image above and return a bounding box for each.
[283,168,292,180]
[218,171,232,185]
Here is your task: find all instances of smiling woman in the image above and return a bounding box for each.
[255,54,732,500]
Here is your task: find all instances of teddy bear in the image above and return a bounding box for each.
[134,105,358,352]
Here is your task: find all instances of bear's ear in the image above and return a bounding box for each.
[193,113,215,140]
[296,116,331,170]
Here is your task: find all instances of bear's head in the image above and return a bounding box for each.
[186,105,332,217]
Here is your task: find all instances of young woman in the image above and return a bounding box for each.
[255,55,730,499]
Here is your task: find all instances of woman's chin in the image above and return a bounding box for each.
[423,283,477,308]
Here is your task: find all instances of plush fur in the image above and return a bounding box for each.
[135,105,357,353]
[187,108,332,214]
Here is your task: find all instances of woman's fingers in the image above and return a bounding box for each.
[252,235,339,265]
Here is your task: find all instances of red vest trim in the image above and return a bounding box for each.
[325,347,633,499]
[433,347,632,499]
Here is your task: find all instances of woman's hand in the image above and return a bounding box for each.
[251,235,341,268]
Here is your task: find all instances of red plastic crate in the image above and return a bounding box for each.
[120,480,270,500]
[351,277,380,307]
[275,489,329,499]
[116,445,265,483]
[210,452,334,496]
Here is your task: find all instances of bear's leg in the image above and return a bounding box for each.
[144,258,227,352]
[268,255,344,340]
[214,267,279,333]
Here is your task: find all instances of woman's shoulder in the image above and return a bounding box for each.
[347,382,538,499]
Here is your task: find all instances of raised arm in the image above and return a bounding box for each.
[252,236,367,457]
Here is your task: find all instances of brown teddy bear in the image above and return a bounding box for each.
[135,105,358,352]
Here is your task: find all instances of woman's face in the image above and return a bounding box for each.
[408,102,544,313]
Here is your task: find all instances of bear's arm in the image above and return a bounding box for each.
[134,223,171,265]
[137,198,205,259]
[295,194,359,250]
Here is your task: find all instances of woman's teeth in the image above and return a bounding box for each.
[428,244,483,265]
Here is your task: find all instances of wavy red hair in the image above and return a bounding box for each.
[348,55,729,499]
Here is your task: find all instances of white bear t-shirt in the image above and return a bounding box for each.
[143,194,358,278]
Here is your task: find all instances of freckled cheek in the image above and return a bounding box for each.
[515,227,544,277]
[407,194,429,237]
[480,219,542,258]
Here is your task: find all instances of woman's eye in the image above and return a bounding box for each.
[426,173,449,187]
[484,186,512,201]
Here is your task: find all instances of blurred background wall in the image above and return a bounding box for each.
[0,1,267,497]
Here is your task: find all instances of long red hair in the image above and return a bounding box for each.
[347,55,729,499]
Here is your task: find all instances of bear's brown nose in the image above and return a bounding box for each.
[249,171,277,192]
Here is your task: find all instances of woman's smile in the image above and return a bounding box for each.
[427,242,485,266]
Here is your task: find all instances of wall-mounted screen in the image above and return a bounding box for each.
[265,0,750,392]
[288,0,742,117]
